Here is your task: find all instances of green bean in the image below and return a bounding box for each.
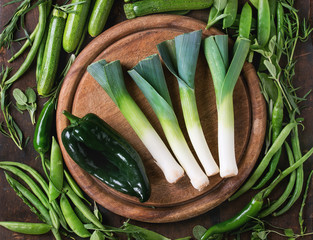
[0,164,49,209]
[49,137,64,202]
[258,142,296,218]
[222,0,238,29]
[274,123,304,216]
[4,173,62,240]
[0,222,52,235]
[49,208,60,230]
[63,183,106,231]
[253,87,284,189]
[257,0,270,46]
[60,194,91,238]
[6,2,47,85]
[74,206,92,224]
[229,122,297,201]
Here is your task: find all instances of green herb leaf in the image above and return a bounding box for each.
[193,225,207,240]
[263,60,277,79]
[13,88,27,105]
[25,87,36,103]
[90,230,105,240]
[16,103,27,111]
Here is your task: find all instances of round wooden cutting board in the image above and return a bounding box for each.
[56,14,266,223]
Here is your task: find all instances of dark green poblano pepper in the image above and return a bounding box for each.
[61,111,151,202]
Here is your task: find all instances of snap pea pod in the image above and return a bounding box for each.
[48,137,64,202]
[6,2,47,85]
[37,9,67,96]
[222,0,238,29]
[0,222,51,235]
[36,27,48,83]
[257,0,270,46]
[60,194,91,238]
[258,142,296,218]
[63,0,91,53]
[229,122,297,201]
[88,0,114,37]
[239,2,252,39]
[253,87,284,189]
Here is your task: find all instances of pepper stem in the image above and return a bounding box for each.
[63,110,80,124]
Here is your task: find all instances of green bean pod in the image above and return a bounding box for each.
[88,0,114,37]
[253,87,283,189]
[6,2,47,84]
[259,142,296,218]
[239,2,252,39]
[60,194,91,238]
[257,0,270,46]
[229,122,297,201]
[222,0,238,29]
[49,137,64,202]
[63,0,91,53]
[201,193,263,239]
[0,222,51,235]
[37,9,67,96]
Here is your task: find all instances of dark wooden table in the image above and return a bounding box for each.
[1,0,313,239]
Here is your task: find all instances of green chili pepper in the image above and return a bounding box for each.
[201,193,264,239]
[60,194,91,238]
[33,97,56,178]
[6,2,47,85]
[61,111,151,202]
[48,136,64,202]
[0,222,52,235]
[37,8,67,96]
[257,0,271,46]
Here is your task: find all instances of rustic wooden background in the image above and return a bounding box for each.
[0,0,313,239]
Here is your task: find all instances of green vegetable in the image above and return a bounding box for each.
[0,222,52,235]
[48,137,64,202]
[88,0,114,37]
[124,0,213,19]
[37,8,67,96]
[60,194,91,238]
[239,2,252,39]
[6,2,48,85]
[257,0,270,46]
[129,54,209,190]
[206,6,228,30]
[63,0,91,53]
[87,59,184,184]
[61,111,151,202]
[157,30,219,177]
[203,35,250,178]
[13,87,37,125]
[222,0,238,29]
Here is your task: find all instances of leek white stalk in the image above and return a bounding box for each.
[87,60,184,184]
[204,35,250,178]
[128,54,209,191]
[157,30,219,176]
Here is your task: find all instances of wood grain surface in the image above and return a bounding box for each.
[56,14,266,223]
[0,0,313,239]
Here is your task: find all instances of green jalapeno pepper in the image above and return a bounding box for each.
[61,111,151,202]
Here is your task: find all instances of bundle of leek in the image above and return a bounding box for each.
[128,54,209,191]
[87,60,184,184]
[157,30,219,177]
[203,35,250,178]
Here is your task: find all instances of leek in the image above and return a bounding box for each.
[203,35,250,178]
[128,54,209,191]
[87,60,184,184]
[157,30,219,176]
